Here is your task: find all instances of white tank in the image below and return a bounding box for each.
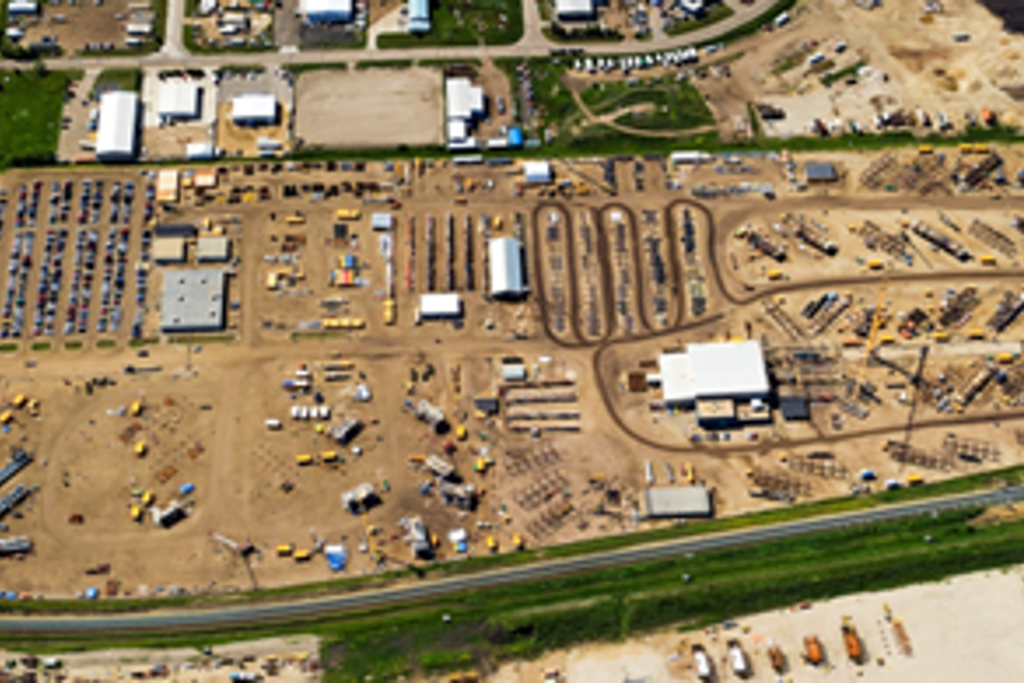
[265,419,282,430]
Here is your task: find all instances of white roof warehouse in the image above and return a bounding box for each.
[488,237,525,299]
[96,91,140,163]
[657,340,769,407]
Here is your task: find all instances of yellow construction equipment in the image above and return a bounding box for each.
[295,454,314,466]
[684,462,695,484]
[855,280,889,392]
[277,543,295,557]
[11,394,26,409]
[134,441,147,457]
[130,506,142,522]
[286,213,306,225]
[512,533,524,550]
[321,450,339,463]
[293,549,312,561]
[336,208,362,221]
[0,411,11,425]
[455,425,468,441]
[486,536,498,552]
[130,401,143,417]
[141,490,154,507]
[382,299,396,325]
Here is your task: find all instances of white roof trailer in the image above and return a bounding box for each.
[488,236,525,299]
[96,91,139,163]
[419,293,462,319]
[232,93,277,126]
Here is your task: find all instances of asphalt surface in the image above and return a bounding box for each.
[3,485,1022,633]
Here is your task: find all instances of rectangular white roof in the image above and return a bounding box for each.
[186,142,215,159]
[96,91,139,162]
[7,0,38,14]
[660,341,768,404]
[523,160,552,184]
[448,119,468,142]
[302,0,352,14]
[232,93,276,123]
[489,236,524,298]
[446,77,484,121]
[555,0,593,16]
[158,80,199,119]
[420,293,462,318]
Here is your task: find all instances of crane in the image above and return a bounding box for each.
[854,280,889,396]
[903,345,930,443]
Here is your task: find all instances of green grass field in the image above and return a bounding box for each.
[0,69,76,169]
[582,79,714,131]
[92,69,142,96]
[377,0,522,48]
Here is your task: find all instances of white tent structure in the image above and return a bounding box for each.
[488,237,524,299]
[96,91,139,163]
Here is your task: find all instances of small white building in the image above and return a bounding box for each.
[523,160,552,184]
[371,213,393,231]
[448,119,468,143]
[158,80,200,121]
[186,142,215,160]
[96,91,140,163]
[555,0,594,21]
[302,0,353,23]
[488,237,525,299]
[420,293,462,319]
[6,0,38,15]
[232,93,277,126]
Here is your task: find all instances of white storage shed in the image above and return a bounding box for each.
[232,93,277,126]
[420,293,463,319]
[96,91,140,163]
[523,161,552,184]
[488,237,525,299]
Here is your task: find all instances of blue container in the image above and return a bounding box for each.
[508,127,524,148]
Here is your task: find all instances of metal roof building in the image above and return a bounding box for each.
[158,80,200,121]
[301,0,353,23]
[446,78,485,121]
[96,91,139,163]
[6,0,37,14]
[231,93,277,126]
[644,486,712,518]
[488,237,525,299]
[658,340,769,407]
[153,237,186,264]
[408,0,431,32]
[197,236,231,262]
[523,160,552,184]
[555,0,594,20]
[805,162,838,183]
[420,293,462,319]
[160,269,227,333]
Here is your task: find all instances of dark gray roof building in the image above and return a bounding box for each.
[805,162,838,183]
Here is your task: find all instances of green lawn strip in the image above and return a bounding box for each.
[128,338,158,348]
[582,80,713,131]
[91,68,142,96]
[354,59,413,70]
[0,69,77,170]
[417,58,482,69]
[95,340,117,349]
[63,341,83,351]
[167,334,236,345]
[543,25,623,43]
[215,64,266,75]
[664,3,734,37]
[376,0,522,49]
[29,342,51,352]
[0,343,18,353]
[822,60,866,87]
[747,101,763,138]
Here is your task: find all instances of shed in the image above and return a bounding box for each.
[488,236,524,299]
[448,119,468,143]
[408,0,431,32]
[779,395,810,421]
[155,169,179,203]
[186,142,215,160]
[196,236,231,262]
[6,0,37,15]
[501,358,527,382]
[158,80,200,121]
[644,486,713,518]
[371,213,393,231]
[555,0,595,21]
[474,395,500,415]
[420,293,462,319]
[805,162,838,184]
[96,91,139,163]
[232,93,277,126]
[302,0,352,23]
[523,160,552,184]
[153,237,186,264]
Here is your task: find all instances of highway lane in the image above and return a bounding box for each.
[3,485,1022,633]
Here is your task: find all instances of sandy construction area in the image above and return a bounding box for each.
[294,68,444,149]
[491,565,1024,683]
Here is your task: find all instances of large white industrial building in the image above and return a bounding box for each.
[96,91,140,163]
[302,0,353,24]
[231,93,278,126]
[445,77,485,150]
[158,80,200,121]
[488,237,525,299]
[655,340,770,427]
[555,0,595,21]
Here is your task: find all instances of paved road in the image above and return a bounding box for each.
[0,0,771,71]
[3,485,1021,634]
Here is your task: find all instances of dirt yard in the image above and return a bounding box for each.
[216,101,292,157]
[6,0,157,54]
[294,68,444,150]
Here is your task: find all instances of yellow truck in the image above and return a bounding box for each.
[336,208,362,221]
